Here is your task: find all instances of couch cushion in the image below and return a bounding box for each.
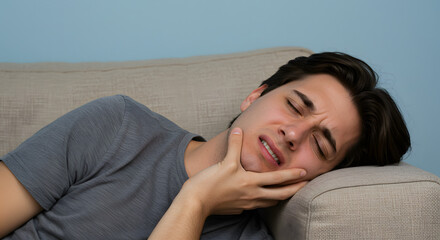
[0,47,312,155]
[262,163,440,240]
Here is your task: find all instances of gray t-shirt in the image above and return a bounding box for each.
[1,95,272,240]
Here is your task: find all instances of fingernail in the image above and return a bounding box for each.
[300,170,306,177]
[231,128,241,135]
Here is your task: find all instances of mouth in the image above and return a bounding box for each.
[259,137,282,166]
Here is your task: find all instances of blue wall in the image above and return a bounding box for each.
[1,0,439,176]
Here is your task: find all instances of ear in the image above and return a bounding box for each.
[240,85,268,112]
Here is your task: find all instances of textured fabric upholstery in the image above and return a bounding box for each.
[0,47,311,155]
[262,163,440,239]
[1,47,439,239]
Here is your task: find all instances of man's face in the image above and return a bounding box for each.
[231,74,361,181]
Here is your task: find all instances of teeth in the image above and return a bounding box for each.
[261,139,280,165]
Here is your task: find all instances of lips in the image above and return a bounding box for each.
[258,135,284,167]
[261,139,280,164]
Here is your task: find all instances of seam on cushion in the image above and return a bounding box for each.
[304,179,440,239]
[309,179,440,201]
[0,47,313,73]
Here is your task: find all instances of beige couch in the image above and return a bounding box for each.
[1,47,439,239]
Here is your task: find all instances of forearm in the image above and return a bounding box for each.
[0,162,42,238]
[148,188,207,240]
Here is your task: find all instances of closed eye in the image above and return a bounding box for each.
[312,134,326,159]
[287,99,301,115]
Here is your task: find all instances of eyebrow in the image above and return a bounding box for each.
[293,90,315,111]
[293,90,337,152]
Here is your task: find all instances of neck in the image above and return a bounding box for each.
[184,130,229,177]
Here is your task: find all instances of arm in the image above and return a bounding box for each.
[149,128,307,239]
[0,162,42,238]
[148,187,206,239]
[0,96,125,237]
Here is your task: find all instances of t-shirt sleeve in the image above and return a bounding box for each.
[0,95,126,210]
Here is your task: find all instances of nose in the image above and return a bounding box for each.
[279,121,313,150]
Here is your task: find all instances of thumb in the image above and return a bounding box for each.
[224,128,243,164]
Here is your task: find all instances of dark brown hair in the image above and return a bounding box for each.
[231,52,411,168]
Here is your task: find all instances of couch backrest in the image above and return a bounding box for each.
[0,47,312,155]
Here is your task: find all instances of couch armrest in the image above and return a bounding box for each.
[262,163,440,240]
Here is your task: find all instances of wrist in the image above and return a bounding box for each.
[178,181,211,220]
[149,182,210,240]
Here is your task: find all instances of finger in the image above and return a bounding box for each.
[224,128,243,164]
[248,168,307,186]
[258,181,308,201]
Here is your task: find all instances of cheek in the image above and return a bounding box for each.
[286,150,330,180]
[234,102,287,129]
[239,136,263,172]
[239,133,276,173]
[301,161,336,180]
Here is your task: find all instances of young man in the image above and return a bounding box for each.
[0,52,410,239]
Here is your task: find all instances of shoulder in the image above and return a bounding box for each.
[65,95,128,125]
[118,96,182,131]
[81,95,127,114]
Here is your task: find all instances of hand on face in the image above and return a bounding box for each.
[181,128,308,217]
